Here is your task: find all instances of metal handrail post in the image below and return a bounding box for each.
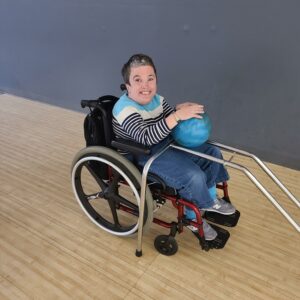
[136,143,172,257]
[136,142,299,256]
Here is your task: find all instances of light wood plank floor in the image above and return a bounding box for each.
[0,94,299,300]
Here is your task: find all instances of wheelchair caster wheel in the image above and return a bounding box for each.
[154,235,178,256]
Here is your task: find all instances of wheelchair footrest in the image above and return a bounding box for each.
[202,210,240,227]
[207,224,230,249]
[192,224,230,250]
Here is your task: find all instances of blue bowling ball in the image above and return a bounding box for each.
[172,113,212,148]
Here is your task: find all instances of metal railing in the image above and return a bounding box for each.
[136,141,300,256]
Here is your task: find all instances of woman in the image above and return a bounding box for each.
[112,54,235,240]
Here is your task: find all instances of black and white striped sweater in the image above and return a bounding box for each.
[112,93,174,153]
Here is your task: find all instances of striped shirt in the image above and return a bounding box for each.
[112,93,174,152]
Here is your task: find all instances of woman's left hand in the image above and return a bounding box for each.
[175,103,205,120]
[176,102,200,110]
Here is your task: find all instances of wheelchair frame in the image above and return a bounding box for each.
[72,95,299,257]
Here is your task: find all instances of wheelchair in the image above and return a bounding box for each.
[71,94,300,256]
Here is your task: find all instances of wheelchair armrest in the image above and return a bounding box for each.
[111,138,151,155]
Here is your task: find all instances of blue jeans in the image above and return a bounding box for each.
[136,139,229,208]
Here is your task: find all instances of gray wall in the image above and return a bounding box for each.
[1,0,299,169]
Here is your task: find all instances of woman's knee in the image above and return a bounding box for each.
[207,145,223,159]
[185,170,207,188]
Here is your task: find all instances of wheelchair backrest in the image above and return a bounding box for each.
[82,95,118,147]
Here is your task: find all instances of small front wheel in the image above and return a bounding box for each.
[154,235,178,256]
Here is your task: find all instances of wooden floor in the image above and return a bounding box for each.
[0,94,299,300]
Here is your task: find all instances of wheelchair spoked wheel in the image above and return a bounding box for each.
[154,235,178,256]
[71,146,153,237]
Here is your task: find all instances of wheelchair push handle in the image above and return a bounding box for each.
[81,95,119,109]
[81,89,124,109]
[81,99,99,109]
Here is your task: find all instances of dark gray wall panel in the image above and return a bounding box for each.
[1,0,299,169]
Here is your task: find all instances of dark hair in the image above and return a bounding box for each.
[121,54,157,84]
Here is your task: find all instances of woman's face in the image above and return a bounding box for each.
[126,65,157,105]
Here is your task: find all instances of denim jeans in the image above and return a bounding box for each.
[136,138,229,208]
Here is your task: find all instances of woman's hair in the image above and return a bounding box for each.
[122,54,157,84]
